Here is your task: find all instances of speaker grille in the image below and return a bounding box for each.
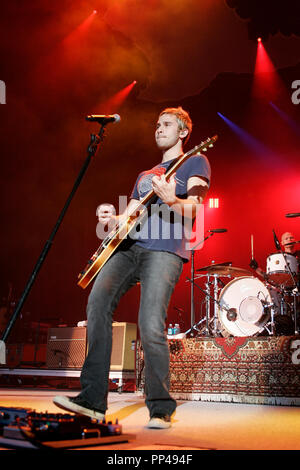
[46,327,87,369]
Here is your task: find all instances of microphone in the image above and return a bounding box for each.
[85,114,121,124]
[272,229,281,251]
[208,229,227,233]
[286,213,300,218]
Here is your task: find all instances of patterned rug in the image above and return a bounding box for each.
[136,336,300,405]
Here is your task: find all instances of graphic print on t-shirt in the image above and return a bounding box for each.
[137,166,167,198]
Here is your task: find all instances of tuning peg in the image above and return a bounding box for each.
[202,147,207,151]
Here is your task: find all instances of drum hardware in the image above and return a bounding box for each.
[195,264,230,334]
[212,273,219,334]
[185,273,232,337]
[226,308,238,321]
[186,262,251,337]
[188,264,254,337]
[270,229,299,333]
[187,233,212,337]
[258,300,276,336]
[202,272,220,336]
[290,287,300,335]
[265,280,300,335]
[186,229,228,337]
[185,273,211,336]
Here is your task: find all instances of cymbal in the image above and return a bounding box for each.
[197,265,252,277]
[196,262,232,272]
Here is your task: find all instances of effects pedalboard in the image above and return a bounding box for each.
[0,406,134,449]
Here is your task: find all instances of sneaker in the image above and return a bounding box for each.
[147,413,171,429]
[53,395,105,421]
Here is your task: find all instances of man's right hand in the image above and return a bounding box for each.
[96,204,118,240]
[97,204,117,225]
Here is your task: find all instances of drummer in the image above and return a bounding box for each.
[281,232,300,258]
[250,232,299,335]
[250,231,299,280]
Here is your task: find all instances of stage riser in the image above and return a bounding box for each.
[136,336,300,406]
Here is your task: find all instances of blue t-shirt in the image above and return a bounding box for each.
[129,154,211,262]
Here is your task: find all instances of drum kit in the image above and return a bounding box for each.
[186,252,299,338]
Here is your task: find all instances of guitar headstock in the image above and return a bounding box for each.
[192,135,218,154]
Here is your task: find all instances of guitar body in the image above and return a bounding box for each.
[77,216,139,288]
[77,237,121,289]
[77,135,218,289]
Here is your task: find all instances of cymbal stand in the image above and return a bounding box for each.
[213,274,221,334]
[280,288,286,316]
[202,272,219,336]
[185,232,214,337]
[292,289,300,334]
[204,273,211,336]
[266,302,276,336]
[202,273,229,336]
[185,274,226,336]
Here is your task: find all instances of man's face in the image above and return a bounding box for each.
[281,232,295,247]
[155,113,185,150]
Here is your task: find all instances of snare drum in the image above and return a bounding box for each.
[266,253,298,287]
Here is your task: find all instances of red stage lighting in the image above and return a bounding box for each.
[94,81,137,113]
[252,40,286,101]
[62,11,97,46]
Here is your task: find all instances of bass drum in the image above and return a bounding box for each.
[217,276,272,337]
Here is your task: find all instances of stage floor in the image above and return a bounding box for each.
[0,388,300,450]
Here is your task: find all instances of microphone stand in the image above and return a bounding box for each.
[0,124,107,364]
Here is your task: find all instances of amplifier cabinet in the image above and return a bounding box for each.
[110,322,137,371]
[46,327,87,369]
[46,323,137,370]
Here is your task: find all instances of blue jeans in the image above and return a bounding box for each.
[78,243,183,417]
